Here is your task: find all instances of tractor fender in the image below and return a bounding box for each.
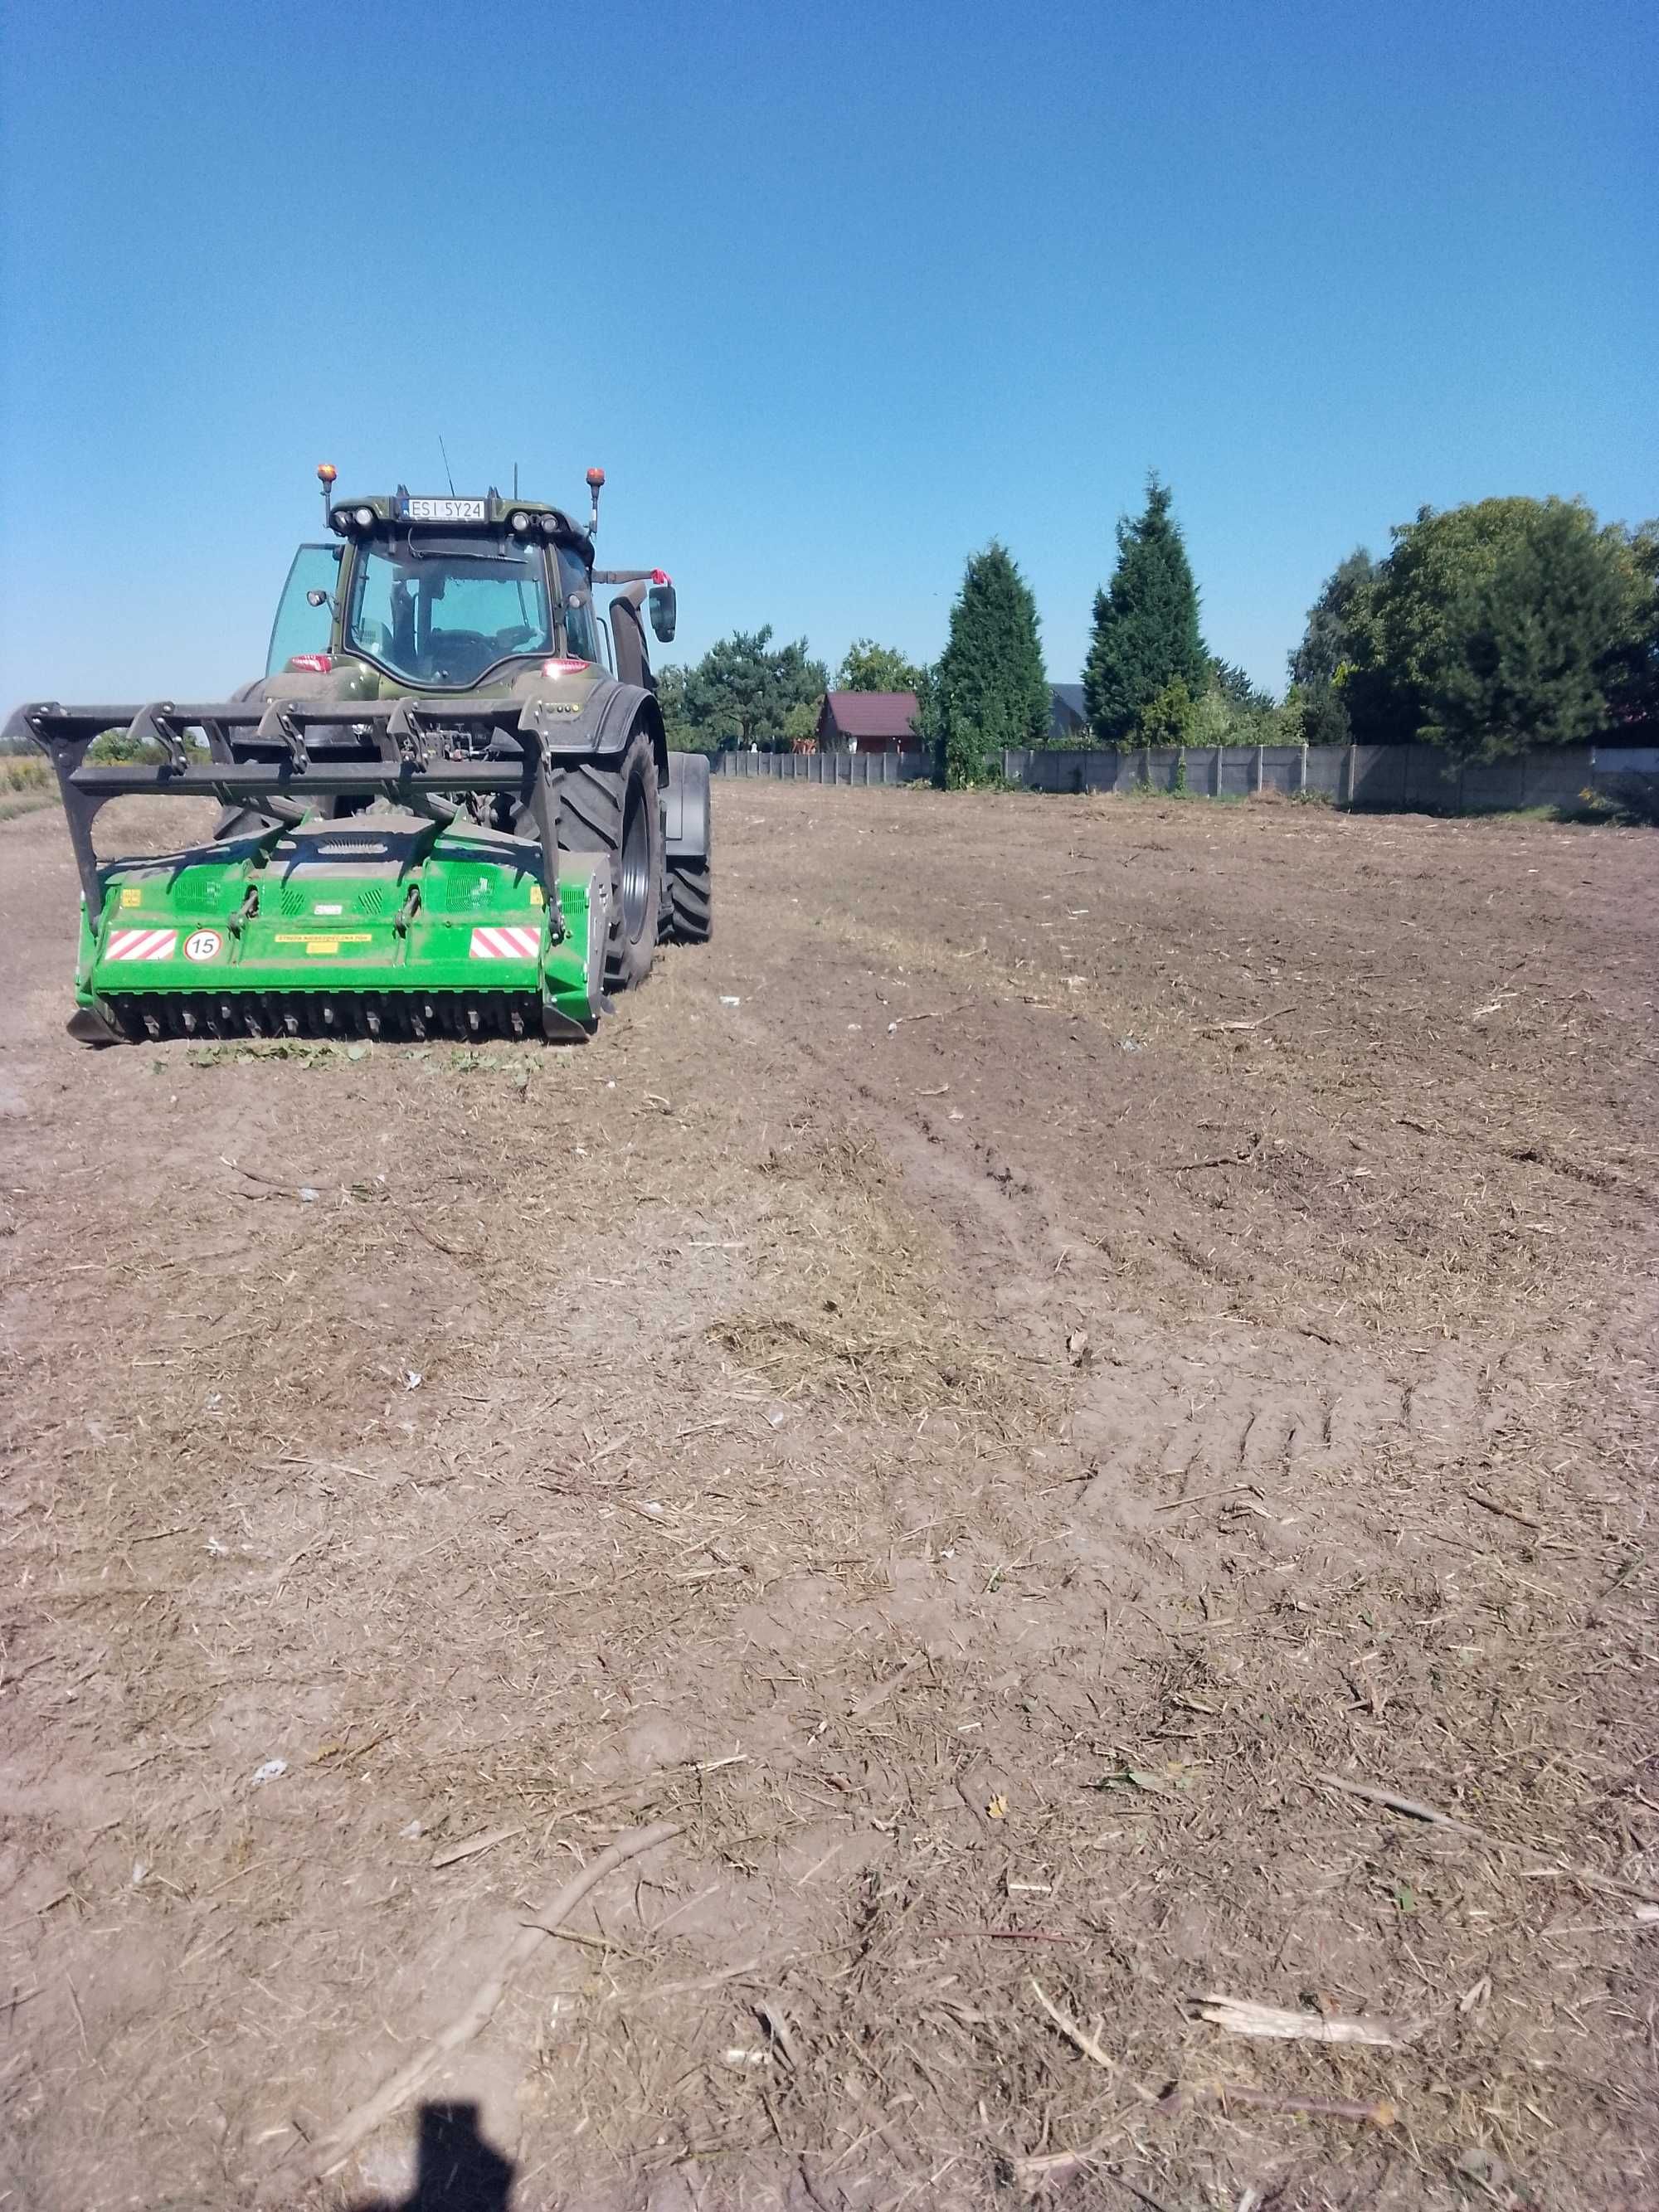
[525,676,667,785]
[664,751,710,863]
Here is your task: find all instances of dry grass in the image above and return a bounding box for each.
[0,751,54,819]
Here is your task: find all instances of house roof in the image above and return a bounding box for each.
[1052,683,1086,718]
[820,690,921,739]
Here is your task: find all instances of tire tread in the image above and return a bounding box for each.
[666,862,712,943]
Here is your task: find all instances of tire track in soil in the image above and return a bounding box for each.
[777,972,1493,1626]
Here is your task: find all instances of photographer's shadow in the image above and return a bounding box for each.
[348,2100,514,2212]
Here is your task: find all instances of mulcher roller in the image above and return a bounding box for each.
[98,989,553,1046]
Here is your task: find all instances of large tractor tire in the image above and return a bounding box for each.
[666,860,711,943]
[553,726,663,991]
[664,751,712,945]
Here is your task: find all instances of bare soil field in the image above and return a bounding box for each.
[1,783,1655,2212]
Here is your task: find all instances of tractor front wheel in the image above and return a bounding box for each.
[554,727,664,991]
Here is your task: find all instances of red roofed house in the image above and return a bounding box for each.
[815,690,922,756]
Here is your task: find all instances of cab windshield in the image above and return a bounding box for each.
[344,533,552,687]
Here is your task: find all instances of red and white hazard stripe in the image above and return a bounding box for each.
[105,926,178,962]
[469,925,541,962]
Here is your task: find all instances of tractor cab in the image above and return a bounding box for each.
[269,493,585,689]
[267,474,678,697]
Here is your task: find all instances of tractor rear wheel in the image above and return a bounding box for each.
[553,727,663,991]
[663,751,712,945]
[666,858,712,943]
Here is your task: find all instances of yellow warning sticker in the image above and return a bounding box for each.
[272,932,374,955]
[530,884,545,907]
[120,887,141,908]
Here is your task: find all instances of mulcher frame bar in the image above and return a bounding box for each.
[5,698,564,928]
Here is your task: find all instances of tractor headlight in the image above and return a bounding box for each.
[509,510,531,534]
[353,506,374,529]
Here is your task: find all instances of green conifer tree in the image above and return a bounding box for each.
[1084,478,1208,745]
[930,543,1049,787]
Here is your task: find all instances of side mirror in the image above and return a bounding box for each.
[648,580,677,644]
[305,589,334,610]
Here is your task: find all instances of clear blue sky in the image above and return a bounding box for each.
[2,0,1654,708]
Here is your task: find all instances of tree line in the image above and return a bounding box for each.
[659,481,1658,787]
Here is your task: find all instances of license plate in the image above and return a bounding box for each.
[404,496,486,523]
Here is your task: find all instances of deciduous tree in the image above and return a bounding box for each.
[1136,678,1197,747]
[1345,498,1647,756]
[835,639,925,694]
[1287,549,1378,746]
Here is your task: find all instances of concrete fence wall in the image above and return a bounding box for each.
[714,741,1658,812]
[1000,741,1659,810]
[714,748,931,785]
[1004,743,1327,798]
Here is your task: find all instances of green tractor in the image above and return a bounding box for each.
[6,464,711,1044]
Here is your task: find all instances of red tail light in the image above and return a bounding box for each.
[651,569,671,586]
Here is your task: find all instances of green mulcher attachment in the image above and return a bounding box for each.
[9,698,611,1044]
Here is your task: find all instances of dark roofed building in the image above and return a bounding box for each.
[816,691,922,755]
[1050,684,1087,742]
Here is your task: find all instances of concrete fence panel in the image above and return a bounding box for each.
[718,742,1655,814]
[1518,749,1596,808]
[1303,748,1345,796]
[714,749,931,784]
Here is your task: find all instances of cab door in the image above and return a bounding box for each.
[266,543,344,675]
[552,542,602,665]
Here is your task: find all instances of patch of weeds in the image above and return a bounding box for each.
[0,756,56,819]
[1574,779,1659,828]
[182,1040,371,1068]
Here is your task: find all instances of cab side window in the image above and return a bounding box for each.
[265,543,342,675]
[349,543,400,664]
[556,546,600,663]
